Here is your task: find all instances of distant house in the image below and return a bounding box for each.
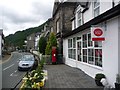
[27,33,35,51]
[63,1,120,88]
[52,0,77,54]
[35,32,41,50]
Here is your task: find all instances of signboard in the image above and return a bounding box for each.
[91,26,105,41]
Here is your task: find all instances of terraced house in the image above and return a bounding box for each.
[63,0,120,87]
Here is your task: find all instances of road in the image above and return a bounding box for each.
[2,52,28,89]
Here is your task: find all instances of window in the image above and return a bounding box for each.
[88,49,94,65]
[88,33,93,47]
[68,38,76,59]
[77,10,82,27]
[82,34,87,48]
[83,49,87,63]
[68,39,72,48]
[73,37,76,48]
[94,41,102,47]
[56,20,60,33]
[76,32,102,67]
[93,0,100,17]
[95,49,102,67]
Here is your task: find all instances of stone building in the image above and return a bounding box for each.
[52,0,77,54]
[27,33,35,51]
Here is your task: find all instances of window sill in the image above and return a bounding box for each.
[78,61,103,71]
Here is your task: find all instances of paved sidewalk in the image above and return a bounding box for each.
[44,64,103,89]
[0,55,11,64]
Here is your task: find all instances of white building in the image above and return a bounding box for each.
[63,0,120,87]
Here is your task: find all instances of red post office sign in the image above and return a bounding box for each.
[91,26,105,41]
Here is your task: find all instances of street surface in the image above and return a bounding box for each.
[2,52,28,89]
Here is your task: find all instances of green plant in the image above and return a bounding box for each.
[95,73,106,80]
[40,58,45,69]
[116,74,120,84]
[95,73,105,86]
[38,36,47,55]
[45,32,57,55]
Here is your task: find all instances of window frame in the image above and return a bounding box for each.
[93,0,100,17]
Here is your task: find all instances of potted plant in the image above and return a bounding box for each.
[115,74,120,90]
[95,73,106,86]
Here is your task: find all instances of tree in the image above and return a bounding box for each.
[38,36,47,55]
[45,32,57,55]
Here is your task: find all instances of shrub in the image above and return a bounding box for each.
[38,36,47,55]
[95,73,106,80]
[95,73,105,86]
[45,32,57,55]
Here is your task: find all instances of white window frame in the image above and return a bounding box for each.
[78,32,103,67]
[56,19,60,33]
[68,38,76,60]
[93,0,100,17]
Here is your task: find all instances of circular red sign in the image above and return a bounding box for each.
[94,28,103,36]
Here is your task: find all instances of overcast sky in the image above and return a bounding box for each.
[0,0,55,36]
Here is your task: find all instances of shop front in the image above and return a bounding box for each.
[63,15,120,87]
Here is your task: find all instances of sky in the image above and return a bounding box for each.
[0,0,55,36]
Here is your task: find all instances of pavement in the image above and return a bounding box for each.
[0,54,11,64]
[44,64,103,89]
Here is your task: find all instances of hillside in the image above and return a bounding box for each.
[5,21,47,49]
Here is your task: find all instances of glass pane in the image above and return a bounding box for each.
[83,56,87,63]
[94,7,100,17]
[94,0,100,8]
[88,34,93,47]
[94,41,102,47]
[95,49,102,67]
[73,37,76,48]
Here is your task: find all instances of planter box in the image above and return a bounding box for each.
[95,79,103,86]
[20,70,47,89]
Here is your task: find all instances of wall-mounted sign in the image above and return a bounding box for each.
[91,26,105,41]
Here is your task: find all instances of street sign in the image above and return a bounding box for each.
[91,26,105,41]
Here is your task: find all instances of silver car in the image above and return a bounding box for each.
[18,54,35,71]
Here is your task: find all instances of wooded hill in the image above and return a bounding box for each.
[5,21,47,49]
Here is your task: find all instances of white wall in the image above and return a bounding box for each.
[118,15,120,74]
[100,1,112,14]
[102,16,119,87]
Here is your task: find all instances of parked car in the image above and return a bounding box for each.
[18,54,35,71]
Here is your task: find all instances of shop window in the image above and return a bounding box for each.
[94,41,102,47]
[73,37,76,48]
[68,39,72,48]
[88,33,93,47]
[88,49,94,65]
[82,34,87,48]
[95,49,102,67]
[68,38,76,60]
[93,0,100,17]
[83,49,87,63]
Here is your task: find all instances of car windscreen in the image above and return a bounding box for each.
[22,55,34,61]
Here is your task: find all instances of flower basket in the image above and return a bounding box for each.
[20,69,47,89]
